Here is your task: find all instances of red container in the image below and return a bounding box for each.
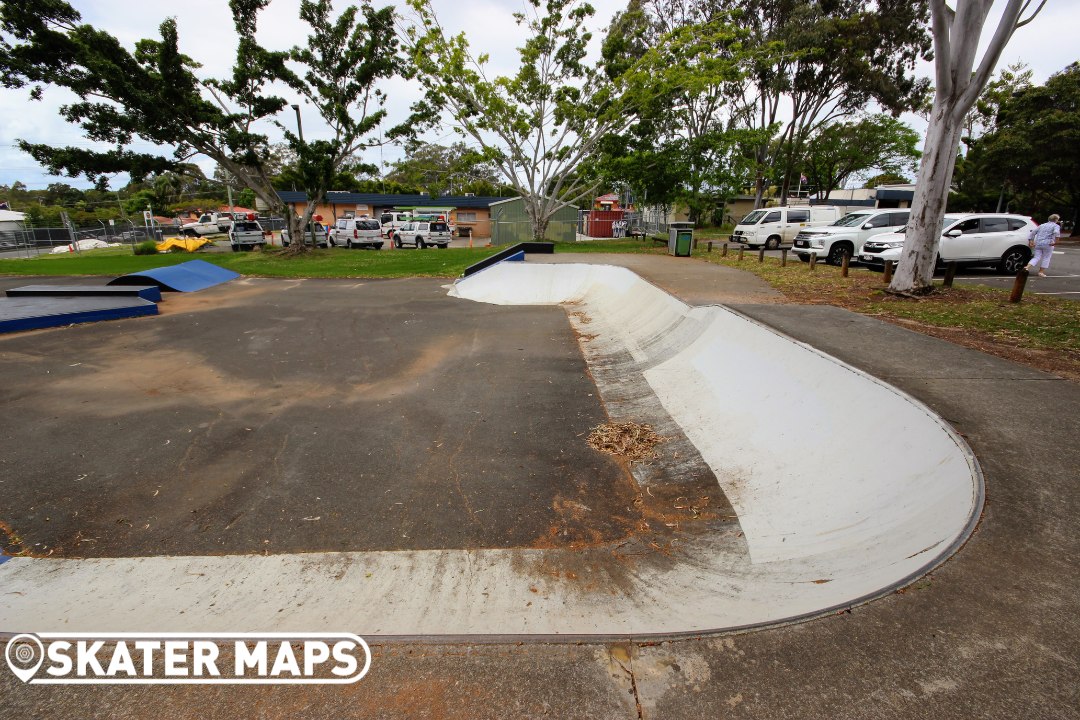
[587,210,625,238]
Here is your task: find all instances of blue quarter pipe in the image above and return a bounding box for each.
[108,259,239,292]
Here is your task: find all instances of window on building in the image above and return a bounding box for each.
[458,211,478,222]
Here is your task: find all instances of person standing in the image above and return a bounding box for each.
[1027,213,1061,277]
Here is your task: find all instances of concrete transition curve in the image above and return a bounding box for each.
[0,264,981,639]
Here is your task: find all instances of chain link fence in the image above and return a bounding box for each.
[0,217,286,257]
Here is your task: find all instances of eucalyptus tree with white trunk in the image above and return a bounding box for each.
[889,0,1048,294]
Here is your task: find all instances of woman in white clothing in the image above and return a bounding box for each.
[1027,213,1061,277]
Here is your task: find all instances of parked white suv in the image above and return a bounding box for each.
[392,220,452,249]
[732,205,841,249]
[858,213,1036,274]
[330,217,384,249]
[793,209,911,266]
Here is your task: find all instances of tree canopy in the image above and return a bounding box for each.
[406,0,635,240]
[0,0,415,251]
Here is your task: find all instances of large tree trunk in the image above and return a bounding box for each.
[888,106,964,293]
[888,0,1046,294]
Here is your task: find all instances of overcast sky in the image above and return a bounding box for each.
[0,0,1076,192]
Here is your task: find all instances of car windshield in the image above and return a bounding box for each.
[741,210,767,225]
[233,221,259,231]
[358,220,379,230]
[832,213,872,227]
[431,222,449,232]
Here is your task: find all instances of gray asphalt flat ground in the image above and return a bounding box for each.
[0,276,678,557]
[1,257,1077,718]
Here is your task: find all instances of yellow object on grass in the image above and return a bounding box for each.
[156,237,214,253]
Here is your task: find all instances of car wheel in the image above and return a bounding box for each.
[282,240,290,247]
[438,243,448,249]
[417,237,426,249]
[375,242,384,250]
[346,239,353,249]
[798,254,810,263]
[231,244,239,252]
[826,244,852,266]
[765,235,781,250]
[394,235,402,248]
[998,246,1030,274]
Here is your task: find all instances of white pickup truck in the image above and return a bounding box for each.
[181,212,234,237]
[228,219,267,251]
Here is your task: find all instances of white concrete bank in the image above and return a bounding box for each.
[0,264,981,638]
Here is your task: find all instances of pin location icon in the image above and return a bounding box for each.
[6,634,44,683]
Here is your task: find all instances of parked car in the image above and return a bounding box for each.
[229,219,267,251]
[858,213,1036,274]
[378,211,412,239]
[330,217,384,249]
[281,221,329,248]
[793,209,911,266]
[731,205,841,250]
[392,220,452,249]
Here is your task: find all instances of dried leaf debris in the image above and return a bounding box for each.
[587,421,667,462]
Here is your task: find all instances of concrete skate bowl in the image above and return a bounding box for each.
[449,262,984,631]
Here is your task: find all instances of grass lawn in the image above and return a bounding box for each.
[2,236,1076,380]
[0,245,502,279]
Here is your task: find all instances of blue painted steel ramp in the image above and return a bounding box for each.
[0,296,158,334]
[108,259,239,292]
[7,284,163,302]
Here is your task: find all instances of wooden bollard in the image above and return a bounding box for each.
[708,241,713,253]
[882,260,894,283]
[738,247,744,261]
[781,248,788,267]
[722,243,728,257]
[841,251,850,277]
[808,253,817,270]
[1010,268,1029,303]
[942,262,958,287]
[758,247,766,263]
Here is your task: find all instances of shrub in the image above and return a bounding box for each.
[133,240,158,255]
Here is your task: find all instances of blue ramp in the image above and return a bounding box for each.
[0,296,158,334]
[108,259,239,292]
[7,284,163,302]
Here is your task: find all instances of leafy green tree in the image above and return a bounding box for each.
[801,115,921,200]
[0,0,415,252]
[726,0,932,206]
[975,62,1080,223]
[385,142,501,197]
[406,0,634,240]
[863,172,912,189]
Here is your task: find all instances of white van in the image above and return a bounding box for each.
[330,217,384,249]
[732,206,841,249]
[379,211,412,239]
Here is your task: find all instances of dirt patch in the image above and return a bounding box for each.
[152,278,294,315]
